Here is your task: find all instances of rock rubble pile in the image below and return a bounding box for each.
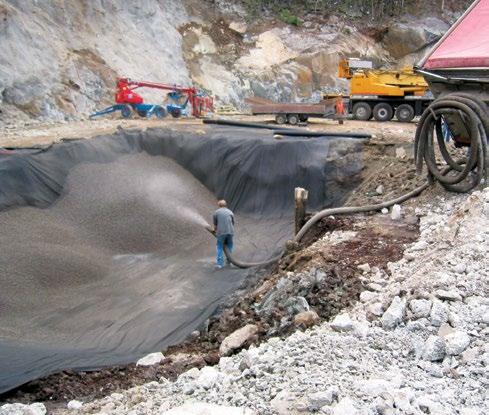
[2,189,488,415]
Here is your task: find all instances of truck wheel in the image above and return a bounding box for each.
[136,110,147,118]
[395,104,415,122]
[170,108,182,118]
[275,114,287,125]
[373,103,394,122]
[121,105,132,119]
[352,102,372,121]
[299,115,309,122]
[287,114,299,125]
[154,106,167,119]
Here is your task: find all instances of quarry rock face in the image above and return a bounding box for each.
[0,0,190,122]
[0,1,455,122]
[382,17,449,59]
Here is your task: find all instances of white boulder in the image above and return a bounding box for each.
[219,324,258,356]
[67,400,83,410]
[330,313,354,332]
[445,331,471,356]
[136,352,164,366]
[381,296,406,329]
[422,335,446,361]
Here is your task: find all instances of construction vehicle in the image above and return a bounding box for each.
[413,0,489,189]
[246,96,345,125]
[90,78,213,119]
[337,58,432,122]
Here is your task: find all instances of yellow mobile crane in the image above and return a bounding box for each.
[338,58,433,122]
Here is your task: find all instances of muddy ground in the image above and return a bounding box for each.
[0,116,426,408]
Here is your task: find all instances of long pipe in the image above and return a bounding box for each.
[203,118,371,138]
[273,130,371,139]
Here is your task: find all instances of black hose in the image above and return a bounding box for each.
[273,130,371,139]
[221,180,429,269]
[203,118,281,130]
[414,93,488,193]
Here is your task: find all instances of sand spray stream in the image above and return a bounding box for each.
[142,173,212,230]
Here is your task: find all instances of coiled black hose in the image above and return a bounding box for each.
[414,93,488,193]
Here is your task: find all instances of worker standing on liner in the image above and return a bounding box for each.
[212,200,235,269]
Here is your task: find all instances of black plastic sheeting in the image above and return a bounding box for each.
[0,126,364,394]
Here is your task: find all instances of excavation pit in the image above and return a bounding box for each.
[0,125,365,394]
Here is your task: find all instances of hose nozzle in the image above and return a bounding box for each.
[205,225,216,237]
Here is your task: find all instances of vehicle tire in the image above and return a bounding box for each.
[352,102,372,121]
[120,105,132,119]
[287,114,299,125]
[299,115,309,122]
[395,104,415,122]
[136,110,147,118]
[154,106,167,119]
[275,114,287,125]
[170,108,182,118]
[373,103,394,122]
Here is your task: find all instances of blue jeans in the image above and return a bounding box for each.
[216,234,233,267]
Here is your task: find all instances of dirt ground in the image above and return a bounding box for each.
[0,115,427,408]
[0,115,417,148]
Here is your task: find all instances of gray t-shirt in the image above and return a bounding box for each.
[213,207,235,236]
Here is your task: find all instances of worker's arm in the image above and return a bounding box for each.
[212,212,217,232]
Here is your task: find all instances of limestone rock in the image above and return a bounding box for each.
[332,397,359,415]
[430,301,449,327]
[395,147,407,159]
[360,290,377,303]
[330,313,354,332]
[136,352,164,367]
[382,18,448,59]
[368,302,384,317]
[229,21,247,34]
[161,402,255,415]
[196,366,220,390]
[445,331,471,356]
[409,299,432,318]
[67,400,83,410]
[422,335,446,361]
[293,310,320,328]
[381,296,406,329]
[0,403,47,415]
[357,263,371,273]
[306,386,339,410]
[435,289,462,302]
[270,390,296,415]
[355,378,391,397]
[219,324,259,356]
[391,204,402,220]
[409,240,429,251]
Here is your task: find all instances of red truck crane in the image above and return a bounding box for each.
[90,78,213,119]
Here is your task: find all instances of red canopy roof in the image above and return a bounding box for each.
[422,0,489,70]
